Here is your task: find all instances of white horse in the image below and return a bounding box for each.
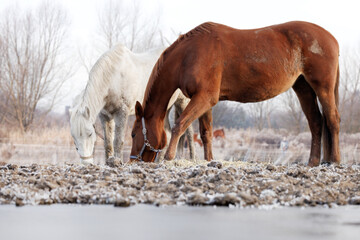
[70,44,195,165]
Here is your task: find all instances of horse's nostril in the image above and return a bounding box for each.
[76,147,78,151]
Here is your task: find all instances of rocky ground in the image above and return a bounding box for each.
[1,160,360,207]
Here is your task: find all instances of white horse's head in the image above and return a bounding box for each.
[70,104,96,165]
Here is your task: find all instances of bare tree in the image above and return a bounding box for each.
[248,100,275,130]
[97,0,163,52]
[0,37,6,124]
[97,0,128,50]
[212,102,248,129]
[0,2,72,133]
[280,89,306,133]
[339,51,360,133]
[77,45,97,75]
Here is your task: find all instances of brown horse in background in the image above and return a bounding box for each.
[131,21,340,166]
[194,129,225,147]
[213,129,225,139]
[193,133,203,147]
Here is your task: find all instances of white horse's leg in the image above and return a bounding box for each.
[174,95,196,160]
[113,107,129,162]
[99,113,115,160]
[184,121,195,160]
[176,107,185,159]
[158,110,171,161]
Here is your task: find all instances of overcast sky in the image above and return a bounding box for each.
[1,0,359,46]
[1,0,359,112]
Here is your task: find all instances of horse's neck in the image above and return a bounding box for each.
[80,81,109,123]
[131,49,166,110]
[78,45,128,122]
[143,75,178,122]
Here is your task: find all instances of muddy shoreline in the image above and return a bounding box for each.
[1,160,359,207]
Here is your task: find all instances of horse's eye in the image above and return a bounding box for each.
[89,133,92,137]
[131,132,135,138]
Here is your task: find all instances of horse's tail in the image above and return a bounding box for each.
[335,64,340,107]
[322,64,340,162]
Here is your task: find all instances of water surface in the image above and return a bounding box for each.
[1,205,360,240]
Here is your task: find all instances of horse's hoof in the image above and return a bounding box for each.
[307,158,320,167]
[164,153,174,161]
[80,158,94,165]
[320,161,332,167]
[106,157,122,167]
[191,156,199,161]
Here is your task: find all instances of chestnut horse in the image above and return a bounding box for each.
[131,21,340,166]
[193,129,225,147]
[193,133,203,147]
[213,129,225,139]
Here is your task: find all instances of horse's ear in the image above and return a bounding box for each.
[135,101,143,119]
[83,106,90,119]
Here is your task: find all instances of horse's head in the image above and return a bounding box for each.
[70,106,96,165]
[130,101,166,162]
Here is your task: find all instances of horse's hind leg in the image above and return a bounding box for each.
[113,106,129,162]
[159,110,171,161]
[306,69,340,164]
[292,76,323,166]
[198,108,214,161]
[184,121,195,160]
[316,92,340,164]
[175,107,185,158]
[174,96,196,160]
[99,113,115,160]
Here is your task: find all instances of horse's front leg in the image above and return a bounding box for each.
[113,107,129,162]
[198,109,214,161]
[165,94,216,160]
[99,112,115,160]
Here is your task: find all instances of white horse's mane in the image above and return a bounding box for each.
[72,44,127,121]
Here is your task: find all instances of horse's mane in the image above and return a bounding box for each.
[75,44,126,117]
[143,22,216,106]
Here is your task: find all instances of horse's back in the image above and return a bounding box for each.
[201,21,339,59]
[172,21,339,62]
[96,45,163,114]
[164,21,339,102]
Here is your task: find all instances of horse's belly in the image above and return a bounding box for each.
[233,87,284,102]
[219,42,303,103]
[220,75,298,103]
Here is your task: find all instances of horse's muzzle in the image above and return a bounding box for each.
[80,155,94,165]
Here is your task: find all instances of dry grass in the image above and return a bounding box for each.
[0,124,107,146]
[0,125,73,145]
[0,124,359,165]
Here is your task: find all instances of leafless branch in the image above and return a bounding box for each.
[339,50,360,132]
[0,1,72,133]
[97,0,164,52]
